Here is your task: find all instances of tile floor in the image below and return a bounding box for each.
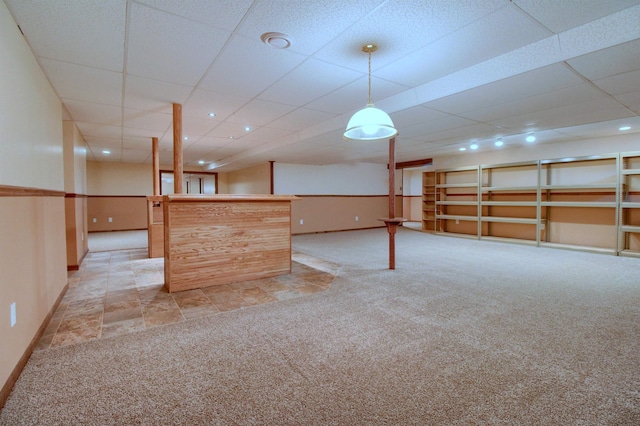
[35,249,340,351]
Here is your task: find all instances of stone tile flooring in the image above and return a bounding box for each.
[35,249,340,351]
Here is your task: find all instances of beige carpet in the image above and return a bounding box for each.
[1,228,639,425]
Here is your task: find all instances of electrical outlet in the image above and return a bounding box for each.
[355,216,359,221]
[455,219,459,225]
[10,302,16,327]
[92,218,97,223]
[299,219,303,225]
[108,217,113,223]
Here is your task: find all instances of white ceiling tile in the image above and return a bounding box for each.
[205,122,253,140]
[199,35,307,98]
[307,76,408,114]
[76,123,122,139]
[513,0,640,33]
[269,108,338,132]
[122,127,164,142]
[240,127,291,144]
[4,0,125,70]
[236,0,387,56]
[613,90,640,114]
[124,76,192,111]
[136,0,253,31]
[389,106,450,129]
[127,3,230,85]
[64,100,122,126]
[424,64,583,114]
[181,116,220,139]
[121,149,151,163]
[84,137,122,149]
[123,108,172,132]
[227,100,296,127]
[182,89,249,120]
[462,84,606,123]
[490,97,635,131]
[593,69,640,95]
[376,4,551,87]
[40,59,122,106]
[258,59,361,106]
[122,139,155,150]
[567,38,640,80]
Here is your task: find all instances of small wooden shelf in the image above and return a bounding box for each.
[482,186,538,192]
[480,216,538,224]
[482,201,537,207]
[436,201,479,206]
[540,201,617,208]
[436,214,479,222]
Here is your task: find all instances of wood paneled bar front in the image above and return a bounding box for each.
[163,194,298,293]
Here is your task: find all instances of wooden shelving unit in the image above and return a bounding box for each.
[539,155,618,255]
[422,171,437,232]
[480,161,539,246]
[435,166,479,239]
[619,151,640,258]
[421,151,639,257]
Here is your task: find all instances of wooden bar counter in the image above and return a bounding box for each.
[163,194,298,293]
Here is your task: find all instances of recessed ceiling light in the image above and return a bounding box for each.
[261,32,292,49]
[244,126,251,132]
[228,136,234,139]
[102,150,110,155]
[525,133,536,143]
[619,126,631,131]
[470,143,478,150]
[495,139,504,147]
[459,147,466,151]
[198,160,205,165]
[208,112,216,117]
[183,136,188,141]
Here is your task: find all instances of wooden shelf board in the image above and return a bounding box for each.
[435,183,479,189]
[436,201,478,206]
[539,242,616,255]
[540,184,617,190]
[619,250,640,258]
[481,186,537,192]
[482,201,537,207]
[620,225,640,233]
[621,202,640,209]
[540,201,616,208]
[481,216,538,224]
[435,231,478,240]
[622,168,640,175]
[436,214,479,222]
[480,236,538,246]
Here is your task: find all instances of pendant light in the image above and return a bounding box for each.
[344,44,398,141]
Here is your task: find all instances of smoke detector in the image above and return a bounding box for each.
[261,32,292,49]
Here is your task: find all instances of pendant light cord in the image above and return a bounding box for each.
[367,50,372,104]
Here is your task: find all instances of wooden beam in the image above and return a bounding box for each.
[393,158,433,169]
[173,103,183,194]
[152,137,160,196]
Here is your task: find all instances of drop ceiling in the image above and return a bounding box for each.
[5,0,640,172]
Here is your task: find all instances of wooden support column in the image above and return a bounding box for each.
[269,161,275,195]
[173,103,183,194]
[152,137,160,195]
[379,137,406,270]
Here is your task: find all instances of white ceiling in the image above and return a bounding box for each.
[5,0,640,171]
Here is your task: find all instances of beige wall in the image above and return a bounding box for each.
[87,161,153,196]
[87,196,147,232]
[291,196,388,234]
[0,1,67,404]
[226,163,270,194]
